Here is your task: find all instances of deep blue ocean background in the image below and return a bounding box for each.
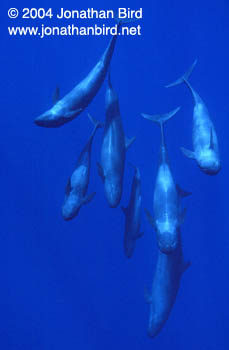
[1,0,229,349]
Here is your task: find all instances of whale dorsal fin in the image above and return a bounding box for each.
[180,147,196,160]
[53,86,60,105]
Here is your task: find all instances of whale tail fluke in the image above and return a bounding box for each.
[142,107,180,148]
[141,107,181,126]
[166,59,198,88]
[88,113,103,130]
[119,18,139,24]
[115,15,139,25]
[125,136,136,150]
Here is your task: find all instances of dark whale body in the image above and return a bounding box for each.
[62,115,102,220]
[142,108,190,253]
[35,23,122,128]
[122,165,143,258]
[166,60,221,175]
[97,76,135,208]
[145,230,190,338]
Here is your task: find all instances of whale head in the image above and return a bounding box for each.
[62,194,81,221]
[34,104,82,128]
[157,222,178,253]
[104,177,122,208]
[34,108,64,128]
[148,308,166,338]
[199,149,221,175]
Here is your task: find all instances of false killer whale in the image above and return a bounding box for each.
[62,114,102,220]
[142,108,190,253]
[97,75,135,208]
[35,23,123,128]
[122,164,143,258]
[166,60,221,175]
[145,229,190,338]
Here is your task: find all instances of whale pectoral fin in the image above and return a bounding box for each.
[121,206,128,216]
[125,136,136,150]
[144,208,155,228]
[179,208,187,225]
[182,261,191,274]
[144,286,152,304]
[180,147,196,159]
[176,184,192,198]
[53,86,60,105]
[97,162,105,183]
[65,108,83,120]
[82,192,96,205]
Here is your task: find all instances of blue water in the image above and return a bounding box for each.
[1,0,229,348]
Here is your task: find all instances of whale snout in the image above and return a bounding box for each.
[62,207,80,221]
[34,113,60,128]
[34,107,68,128]
[148,316,164,338]
[62,197,80,221]
[107,197,120,208]
[62,213,74,221]
[34,118,49,127]
[200,163,221,176]
[199,151,221,175]
[147,327,160,339]
[158,232,178,254]
[105,180,121,208]
[35,111,53,127]
[159,243,177,254]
